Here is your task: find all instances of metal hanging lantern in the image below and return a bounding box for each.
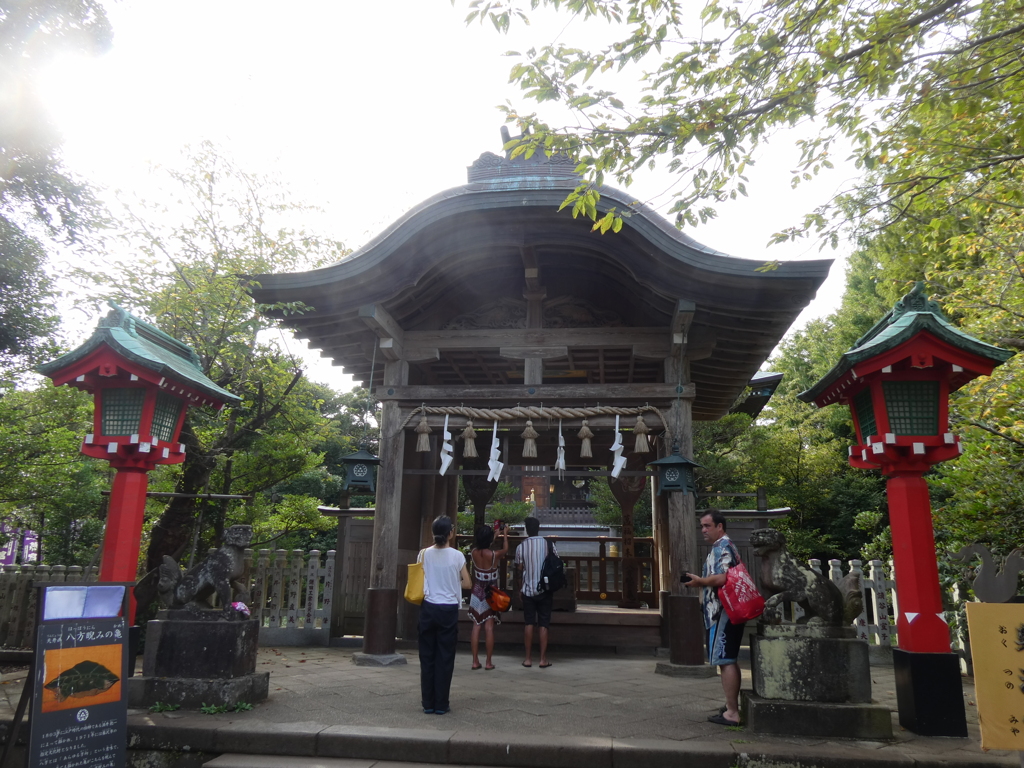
[647,440,701,496]
[340,447,380,493]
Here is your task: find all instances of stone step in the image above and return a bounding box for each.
[204,756,489,768]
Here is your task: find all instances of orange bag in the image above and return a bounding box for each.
[486,587,511,613]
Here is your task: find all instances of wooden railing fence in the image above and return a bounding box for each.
[458,535,660,608]
[248,549,336,646]
[0,564,99,648]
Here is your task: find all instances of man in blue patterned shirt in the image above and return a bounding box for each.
[684,509,744,725]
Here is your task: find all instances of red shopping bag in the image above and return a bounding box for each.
[719,562,765,623]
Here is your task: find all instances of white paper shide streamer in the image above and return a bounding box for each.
[439,414,454,475]
[555,420,566,480]
[610,415,627,479]
[487,420,504,482]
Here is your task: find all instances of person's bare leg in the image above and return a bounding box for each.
[484,620,495,668]
[523,624,534,666]
[721,663,741,723]
[538,627,549,666]
[470,622,482,668]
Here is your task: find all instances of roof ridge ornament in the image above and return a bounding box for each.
[891,282,945,322]
[853,282,947,350]
[467,127,579,183]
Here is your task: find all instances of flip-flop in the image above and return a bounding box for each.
[471,664,482,670]
[485,664,495,670]
[539,662,553,668]
[522,661,532,667]
[708,714,740,726]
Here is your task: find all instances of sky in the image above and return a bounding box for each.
[36,0,852,389]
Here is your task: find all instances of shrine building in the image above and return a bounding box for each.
[250,138,831,659]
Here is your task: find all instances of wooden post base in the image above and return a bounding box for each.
[666,594,705,666]
[363,587,399,656]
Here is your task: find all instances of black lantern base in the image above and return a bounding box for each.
[893,648,967,736]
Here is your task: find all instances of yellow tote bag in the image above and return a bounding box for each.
[404,550,425,605]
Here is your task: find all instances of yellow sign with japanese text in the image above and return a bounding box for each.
[965,602,1024,751]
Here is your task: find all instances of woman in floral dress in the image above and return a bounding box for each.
[468,523,509,670]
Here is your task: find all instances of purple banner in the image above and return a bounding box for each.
[0,524,20,566]
[22,530,39,563]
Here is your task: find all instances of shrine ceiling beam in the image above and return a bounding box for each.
[377,382,694,403]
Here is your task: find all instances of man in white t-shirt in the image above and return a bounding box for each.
[514,516,555,668]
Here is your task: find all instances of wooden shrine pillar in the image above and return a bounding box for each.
[363,359,408,658]
[662,354,705,666]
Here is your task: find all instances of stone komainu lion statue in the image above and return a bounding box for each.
[158,524,252,610]
[750,528,863,627]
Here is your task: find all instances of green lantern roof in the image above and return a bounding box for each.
[798,283,1013,404]
[339,448,381,465]
[38,303,240,406]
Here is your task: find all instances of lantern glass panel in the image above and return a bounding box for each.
[853,389,877,441]
[101,388,146,436]
[152,392,184,442]
[882,381,940,435]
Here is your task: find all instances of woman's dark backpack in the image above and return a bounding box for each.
[537,539,567,593]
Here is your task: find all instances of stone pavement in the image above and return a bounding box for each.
[1,646,1018,766]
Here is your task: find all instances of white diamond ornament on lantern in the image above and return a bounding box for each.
[610,415,627,478]
[439,414,454,476]
[487,420,504,482]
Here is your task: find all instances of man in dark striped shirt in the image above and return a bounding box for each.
[514,516,555,668]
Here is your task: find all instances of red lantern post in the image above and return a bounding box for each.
[39,305,239,621]
[800,283,1013,736]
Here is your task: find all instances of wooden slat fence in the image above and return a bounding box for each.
[248,548,335,645]
[0,565,99,648]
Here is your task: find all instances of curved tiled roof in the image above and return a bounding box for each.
[250,147,832,419]
[39,304,240,405]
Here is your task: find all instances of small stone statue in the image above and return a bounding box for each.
[950,543,1024,603]
[751,528,861,626]
[158,524,252,614]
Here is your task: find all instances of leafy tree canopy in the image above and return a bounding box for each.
[466,0,1024,243]
[0,0,111,374]
[69,142,349,580]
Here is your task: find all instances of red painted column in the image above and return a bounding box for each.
[100,467,149,622]
[886,472,951,653]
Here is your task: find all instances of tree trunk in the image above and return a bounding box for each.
[608,453,648,609]
[461,454,498,530]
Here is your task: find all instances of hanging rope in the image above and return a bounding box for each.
[395,403,670,441]
[362,340,378,446]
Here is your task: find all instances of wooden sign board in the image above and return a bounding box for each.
[965,602,1024,751]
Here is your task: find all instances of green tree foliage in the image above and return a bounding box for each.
[684,254,890,563]
[588,478,652,537]
[467,0,1024,242]
[0,0,111,374]
[70,142,349,578]
[819,26,1024,559]
[0,383,105,564]
[456,480,532,534]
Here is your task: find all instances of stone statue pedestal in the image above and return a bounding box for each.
[128,610,269,709]
[744,624,892,739]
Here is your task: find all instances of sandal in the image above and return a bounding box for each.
[708,714,740,726]
[485,664,495,670]
[471,663,482,670]
[522,661,532,667]
[539,662,552,668]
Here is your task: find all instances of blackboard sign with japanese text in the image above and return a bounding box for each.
[28,585,129,768]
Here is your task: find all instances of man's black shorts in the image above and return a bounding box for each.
[521,591,553,627]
